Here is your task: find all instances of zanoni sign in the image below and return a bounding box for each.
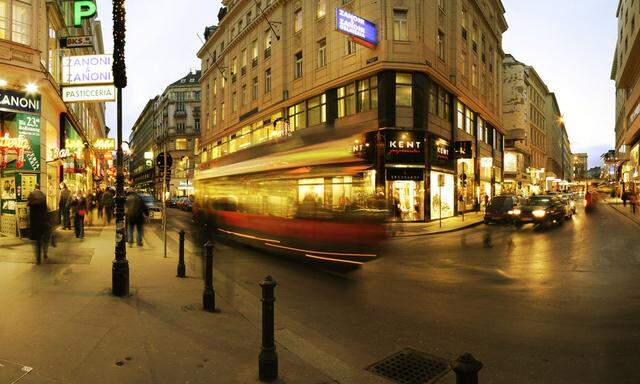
[62,55,113,85]
[0,90,41,114]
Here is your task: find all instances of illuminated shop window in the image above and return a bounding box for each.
[307,94,326,126]
[395,73,412,107]
[175,138,187,151]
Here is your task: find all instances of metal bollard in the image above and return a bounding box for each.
[177,230,186,278]
[202,241,216,312]
[259,275,278,382]
[451,352,483,384]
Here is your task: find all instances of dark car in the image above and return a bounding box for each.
[512,195,566,228]
[484,195,520,224]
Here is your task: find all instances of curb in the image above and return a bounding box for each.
[606,203,640,227]
[389,220,484,238]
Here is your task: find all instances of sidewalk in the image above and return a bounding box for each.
[606,199,640,227]
[0,221,455,384]
[387,212,485,237]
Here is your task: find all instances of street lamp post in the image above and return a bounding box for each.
[112,0,129,297]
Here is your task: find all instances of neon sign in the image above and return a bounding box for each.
[336,9,378,48]
[74,1,97,27]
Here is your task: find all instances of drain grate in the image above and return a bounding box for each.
[367,348,450,384]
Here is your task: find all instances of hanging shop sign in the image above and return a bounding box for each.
[429,136,453,169]
[385,130,425,164]
[62,54,113,85]
[336,9,378,48]
[93,138,116,151]
[62,85,116,102]
[0,89,41,114]
[454,141,472,159]
[74,1,97,27]
[60,35,94,49]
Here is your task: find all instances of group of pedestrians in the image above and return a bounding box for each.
[621,189,639,214]
[58,184,115,238]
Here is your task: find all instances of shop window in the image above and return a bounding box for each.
[288,101,306,131]
[395,73,412,107]
[337,83,356,117]
[357,77,377,112]
[430,171,454,220]
[238,126,251,149]
[307,94,326,126]
[175,138,187,151]
[252,121,268,143]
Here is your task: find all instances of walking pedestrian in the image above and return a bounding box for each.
[27,184,50,264]
[59,183,71,230]
[85,191,94,226]
[102,188,114,224]
[630,191,638,215]
[622,190,628,207]
[71,192,87,239]
[96,187,103,221]
[125,191,148,247]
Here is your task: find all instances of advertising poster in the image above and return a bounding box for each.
[16,114,41,172]
[1,176,16,200]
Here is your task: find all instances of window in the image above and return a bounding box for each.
[472,22,478,52]
[457,101,464,130]
[252,77,258,100]
[356,76,378,112]
[395,73,412,107]
[265,68,272,92]
[212,109,217,128]
[241,84,247,105]
[288,102,306,131]
[231,57,237,76]
[337,83,355,117]
[241,48,247,74]
[221,102,225,120]
[461,8,467,40]
[471,63,477,86]
[264,29,272,58]
[12,0,31,45]
[176,103,185,111]
[246,11,252,24]
[345,38,356,55]
[195,91,200,101]
[437,30,445,60]
[465,108,473,135]
[294,8,302,33]
[316,0,326,18]
[294,51,303,79]
[0,0,7,39]
[232,92,237,112]
[195,120,201,131]
[461,50,467,76]
[429,85,437,114]
[393,10,408,41]
[307,94,326,126]
[176,123,185,132]
[317,38,327,68]
[477,116,484,140]
[176,139,188,150]
[251,39,258,66]
[213,78,217,96]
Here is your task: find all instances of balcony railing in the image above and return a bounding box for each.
[174,110,187,118]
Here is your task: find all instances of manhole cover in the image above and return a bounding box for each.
[367,348,450,384]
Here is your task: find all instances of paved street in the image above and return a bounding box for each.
[160,203,640,384]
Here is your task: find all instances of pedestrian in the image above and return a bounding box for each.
[85,191,94,226]
[96,187,103,221]
[27,184,50,264]
[622,190,628,207]
[102,188,115,224]
[483,193,490,211]
[630,191,638,215]
[71,192,87,239]
[59,183,71,230]
[125,191,148,247]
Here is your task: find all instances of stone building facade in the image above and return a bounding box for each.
[197,0,508,222]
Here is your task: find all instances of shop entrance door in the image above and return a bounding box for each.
[390,180,424,221]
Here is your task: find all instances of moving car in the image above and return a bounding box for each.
[484,195,520,224]
[561,193,576,214]
[175,197,192,211]
[512,195,566,228]
[140,194,163,221]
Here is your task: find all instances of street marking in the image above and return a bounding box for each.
[304,254,364,265]
[265,242,376,257]
[218,228,281,243]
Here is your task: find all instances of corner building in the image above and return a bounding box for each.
[197,0,507,222]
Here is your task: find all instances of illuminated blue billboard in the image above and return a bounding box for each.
[336,8,378,48]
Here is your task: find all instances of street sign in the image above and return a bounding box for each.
[156,153,173,169]
[60,36,94,48]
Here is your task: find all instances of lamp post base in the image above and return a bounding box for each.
[112,259,130,297]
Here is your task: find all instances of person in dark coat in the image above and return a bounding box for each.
[28,184,50,264]
[59,183,71,230]
[125,191,148,246]
[96,188,103,220]
[101,188,115,224]
[70,192,87,239]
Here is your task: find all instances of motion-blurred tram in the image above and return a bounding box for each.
[193,136,387,266]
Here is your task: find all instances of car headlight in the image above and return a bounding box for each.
[570,201,575,208]
[532,209,546,218]
[509,209,521,215]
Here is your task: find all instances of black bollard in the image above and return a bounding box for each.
[177,230,186,278]
[202,241,216,312]
[451,352,483,384]
[259,276,278,382]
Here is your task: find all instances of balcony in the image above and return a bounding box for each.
[174,110,187,118]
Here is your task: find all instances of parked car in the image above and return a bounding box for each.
[512,195,566,228]
[484,195,520,224]
[140,194,163,221]
[167,197,180,208]
[561,192,576,214]
[175,197,192,211]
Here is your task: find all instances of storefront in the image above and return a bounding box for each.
[479,157,493,208]
[61,116,93,195]
[455,141,474,212]
[0,90,42,237]
[383,130,425,222]
[428,136,455,220]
